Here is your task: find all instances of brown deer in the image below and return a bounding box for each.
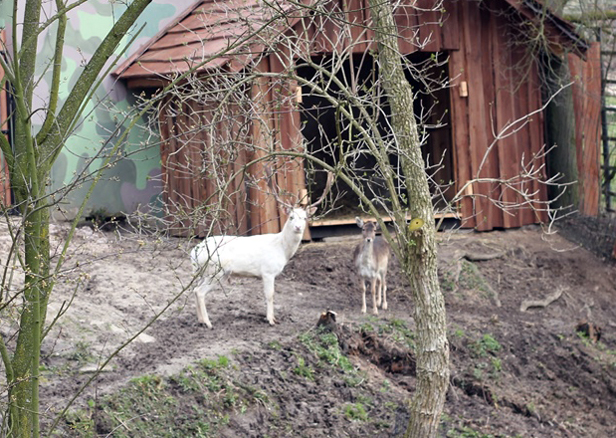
[353,217,390,315]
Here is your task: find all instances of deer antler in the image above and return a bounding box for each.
[309,170,334,208]
[265,165,295,208]
[267,166,334,209]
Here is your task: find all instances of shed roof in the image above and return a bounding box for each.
[113,0,306,85]
[113,0,588,86]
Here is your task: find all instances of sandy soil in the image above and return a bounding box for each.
[2,217,616,437]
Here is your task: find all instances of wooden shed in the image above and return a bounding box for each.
[114,0,599,236]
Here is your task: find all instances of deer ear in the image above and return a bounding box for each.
[355,217,364,228]
[307,206,317,217]
[284,206,293,216]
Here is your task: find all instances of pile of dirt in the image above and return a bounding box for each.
[12,222,615,437]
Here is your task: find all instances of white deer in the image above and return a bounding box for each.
[190,171,332,328]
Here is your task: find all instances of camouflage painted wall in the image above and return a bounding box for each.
[3,0,194,219]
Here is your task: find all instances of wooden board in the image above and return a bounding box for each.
[311,212,458,227]
[569,42,601,217]
[491,13,519,229]
[448,37,475,228]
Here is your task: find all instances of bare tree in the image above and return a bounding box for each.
[0,1,155,436]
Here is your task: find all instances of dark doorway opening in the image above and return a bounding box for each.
[297,52,454,221]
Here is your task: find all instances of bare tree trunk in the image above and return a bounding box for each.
[367,1,450,437]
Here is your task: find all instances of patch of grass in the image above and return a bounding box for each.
[293,355,315,380]
[343,402,368,422]
[472,365,485,381]
[267,340,283,350]
[491,357,502,373]
[576,330,594,347]
[440,269,458,292]
[298,329,355,373]
[69,341,96,365]
[380,379,391,393]
[384,401,398,411]
[380,318,415,348]
[452,328,466,339]
[447,426,496,437]
[360,322,375,333]
[62,407,95,437]
[459,261,493,298]
[64,355,265,438]
[343,371,366,388]
[465,334,503,381]
[470,334,502,358]
[447,426,520,438]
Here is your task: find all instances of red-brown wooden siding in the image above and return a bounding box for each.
[569,42,601,217]
[448,0,550,230]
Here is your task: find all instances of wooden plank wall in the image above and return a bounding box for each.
[160,93,252,237]
[449,0,548,230]
[569,42,601,217]
[160,60,309,238]
[249,57,282,235]
[291,0,459,56]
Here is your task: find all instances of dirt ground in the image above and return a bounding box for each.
[2,216,616,437]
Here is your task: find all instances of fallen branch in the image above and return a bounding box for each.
[463,251,506,262]
[520,287,566,312]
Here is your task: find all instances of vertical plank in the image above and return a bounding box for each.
[440,0,460,51]
[229,101,249,235]
[416,0,442,52]
[344,0,367,53]
[201,103,223,234]
[509,43,534,228]
[491,12,518,229]
[448,42,475,227]
[570,42,601,217]
[178,103,194,235]
[158,96,172,226]
[394,1,419,54]
[361,0,375,52]
[269,49,313,238]
[314,0,345,54]
[250,57,280,235]
[582,42,601,216]
[461,0,491,230]
[480,5,503,229]
[527,62,548,224]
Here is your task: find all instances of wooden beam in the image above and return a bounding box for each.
[310,212,458,227]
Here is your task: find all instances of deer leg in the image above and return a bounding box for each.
[376,277,382,308]
[263,275,276,325]
[381,272,388,310]
[194,279,213,329]
[360,279,367,313]
[371,278,379,315]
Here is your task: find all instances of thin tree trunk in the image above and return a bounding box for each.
[2,1,153,435]
[366,0,450,437]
